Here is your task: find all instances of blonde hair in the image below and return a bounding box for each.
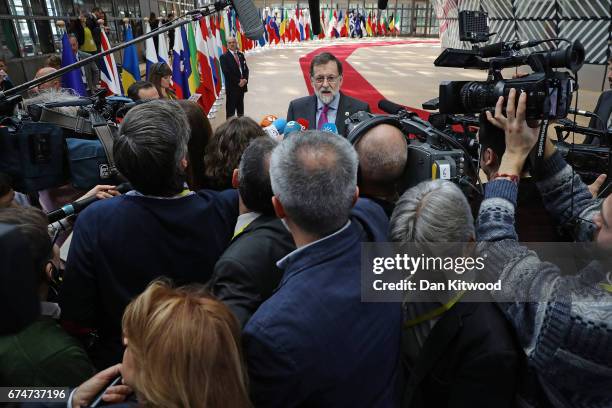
[122,280,251,408]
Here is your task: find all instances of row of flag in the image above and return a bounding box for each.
[60,7,400,115]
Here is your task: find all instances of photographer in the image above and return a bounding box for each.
[477,89,612,407]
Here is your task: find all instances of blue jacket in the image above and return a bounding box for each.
[59,189,238,369]
[244,198,401,407]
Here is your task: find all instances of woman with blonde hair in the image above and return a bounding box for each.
[70,280,251,408]
[147,62,176,100]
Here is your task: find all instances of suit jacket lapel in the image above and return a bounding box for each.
[308,95,317,130]
[335,92,347,135]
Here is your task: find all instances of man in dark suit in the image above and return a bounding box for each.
[243,131,401,407]
[209,137,295,327]
[70,34,100,95]
[219,37,249,118]
[286,52,370,136]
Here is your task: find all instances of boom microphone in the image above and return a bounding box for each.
[230,0,265,40]
[308,0,321,35]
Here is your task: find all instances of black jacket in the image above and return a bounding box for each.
[286,92,370,136]
[208,214,295,327]
[219,50,249,94]
[402,301,523,408]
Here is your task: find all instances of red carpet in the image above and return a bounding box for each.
[298,40,440,117]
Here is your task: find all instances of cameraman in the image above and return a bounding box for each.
[354,123,407,217]
[479,114,563,241]
[477,89,611,407]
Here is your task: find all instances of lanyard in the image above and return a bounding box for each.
[404,291,466,328]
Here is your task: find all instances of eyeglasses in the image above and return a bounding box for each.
[313,75,340,85]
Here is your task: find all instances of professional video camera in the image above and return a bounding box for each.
[346,99,482,197]
[0,91,130,193]
[435,10,584,120]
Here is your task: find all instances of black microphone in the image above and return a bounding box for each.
[478,40,539,58]
[378,0,388,9]
[230,0,265,40]
[568,108,596,117]
[46,183,132,224]
[378,99,406,115]
[308,0,321,35]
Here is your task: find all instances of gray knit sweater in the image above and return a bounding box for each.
[476,150,612,408]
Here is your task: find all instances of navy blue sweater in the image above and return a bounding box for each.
[59,189,238,368]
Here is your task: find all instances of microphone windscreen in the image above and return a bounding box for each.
[308,0,321,35]
[296,118,310,129]
[260,114,278,127]
[230,0,266,40]
[378,99,406,115]
[321,122,338,134]
[378,0,388,9]
[272,118,287,133]
[284,121,303,136]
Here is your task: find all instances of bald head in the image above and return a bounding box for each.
[34,67,61,92]
[356,124,407,191]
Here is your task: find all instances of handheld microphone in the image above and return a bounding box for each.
[260,114,278,127]
[378,99,407,115]
[296,118,310,130]
[321,122,338,134]
[308,0,321,35]
[284,121,303,137]
[46,183,131,224]
[273,118,287,133]
[230,0,265,40]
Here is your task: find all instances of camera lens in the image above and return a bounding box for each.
[459,81,496,112]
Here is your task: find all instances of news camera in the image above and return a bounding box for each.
[435,10,584,121]
[346,100,482,197]
[0,91,130,194]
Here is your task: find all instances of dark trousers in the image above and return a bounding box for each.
[226,88,245,118]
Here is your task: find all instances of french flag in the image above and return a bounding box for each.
[99,29,122,95]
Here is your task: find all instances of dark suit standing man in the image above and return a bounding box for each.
[220,37,249,118]
[287,52,370,136]
[70,34,100,96]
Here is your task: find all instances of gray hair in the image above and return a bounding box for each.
[114,100,190,196]
[270,130,358,237]
[22,88,80,117]
[389,180,474,256]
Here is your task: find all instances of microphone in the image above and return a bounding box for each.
[478,40,539,58]
[568,108,596,117]
[260,114,278,127]
[284,121,304,137]
[321,122,338,134]
[378,99,407,115]
[230,0,266,40]
[308,0,321,35]
[378,0,388,9]
[263,118,286,139]
[46,183,131,224]
[296,118,310,130]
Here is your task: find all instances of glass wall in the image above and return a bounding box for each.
[0,0,152,59]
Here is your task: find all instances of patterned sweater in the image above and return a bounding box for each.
[476,150,612,408]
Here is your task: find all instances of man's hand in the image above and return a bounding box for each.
[72,364,132,408]
[77,184,121,201]
[492,88,540,176]
[588,174,607,198]
[239,79,247,87]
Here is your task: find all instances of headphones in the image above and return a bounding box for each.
[346,111,404,145]
[345,111,411,197]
